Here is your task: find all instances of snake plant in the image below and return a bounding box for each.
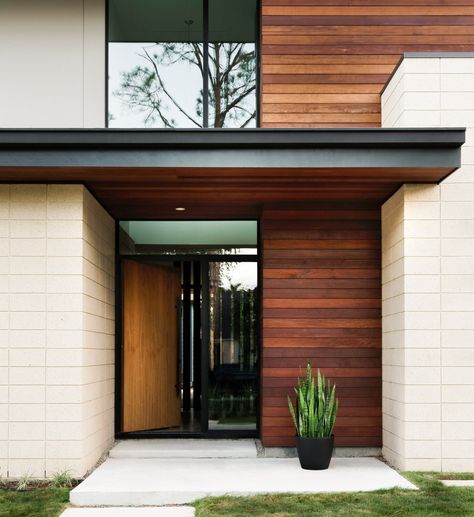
[288,363,338,438]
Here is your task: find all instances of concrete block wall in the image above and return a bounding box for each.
[382,54,474,471]
[0,185,114,478]
[0,0,105,128]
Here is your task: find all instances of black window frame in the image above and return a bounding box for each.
[105,0,261,129]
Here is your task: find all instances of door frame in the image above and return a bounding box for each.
[114,229,261,439]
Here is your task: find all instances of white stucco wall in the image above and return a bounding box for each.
[0,0,105,128]
[0,185,115,478]
[382,55,474,471]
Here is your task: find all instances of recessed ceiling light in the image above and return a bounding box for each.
[175,207,186,211]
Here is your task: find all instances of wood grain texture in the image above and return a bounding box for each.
[260,205,382,447]
[122,260,181,433]
[261,0,474,126]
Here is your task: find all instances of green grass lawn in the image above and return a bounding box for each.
[1,472,474,517]
[0,488,69,517]
[194,472,474,517]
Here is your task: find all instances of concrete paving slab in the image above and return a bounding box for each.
[442,479,474,487]
[70,457,416,506]
[110,439,257,459]
[61,508,194,516]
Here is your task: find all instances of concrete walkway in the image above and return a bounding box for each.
[61,508,194,517]
[70,445,416,506]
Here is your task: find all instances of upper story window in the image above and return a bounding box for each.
[108,0,258,128]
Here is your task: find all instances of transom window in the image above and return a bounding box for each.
[108,0,258,128]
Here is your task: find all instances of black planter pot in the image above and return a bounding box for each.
[296,435,334,470]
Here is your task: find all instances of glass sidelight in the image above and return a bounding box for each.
[206,261,258,431]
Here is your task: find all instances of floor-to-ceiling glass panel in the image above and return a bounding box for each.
[109,0,204,128]
[208,261,258,430]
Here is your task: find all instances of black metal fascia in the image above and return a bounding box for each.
[0,127,465,150]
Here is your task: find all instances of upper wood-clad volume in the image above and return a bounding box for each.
[261,0,474,127]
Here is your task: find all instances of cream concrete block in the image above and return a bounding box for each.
[405,294,440,312]
[46,441,83,460]
[405,403,440,423]
[382,313,405,334]
[9,275,45,293]
[442,311,474,330]
[441,239,474,257]
[10,239,46,257]
[406,58,440,74]
[442,441,474,459]
[46,329,83,349]
[0,313,7,330]
[47,257,82,275]
[0,294,6,313]
[403,92,440,111]
[9,403,45,422]
[383,364,405,384]
[46,385,82,404]
[381,294,404,317]
[46,458,84,478]
[0,221,8,238]
[8,459,45,478]
[46,421,83,441]
[47,311,82,331]
[9,221,45,238]
[405,385,440,404]
[441,73,474,91]
[9,385,45,404]
[405,422,441,440]
[9,422,45,441]
[9,348,45,367]
[442,385,474,403]
[47,239,82,257]
[442,257,474,275]
[441,292,474,311]
[83,295,105,317]
[9,185,46,220]
[47,293,82,312]
[443,404,474,422]
[46,403,82,422]
[405,349,440,367]
[0,186,9,219]
[404,184,440,202]
[441,110,474,126]
[442,275,474,293]
[404,201,440,220]
[46,367,82,385]
[0,349,7,366]
[405,220,440,239]
[405,257,440,275]
[9,294,46,312]
[442,348,474,367]
[445,166,474,184]
[442,368,474,385]
[0,257,8,274]
[83,277,105,300]
[404,74,441,92]
[10,312,45,330]
[440,57,474,73]
[383,277,405,299]
[441,201,474,219]
[46,348,82,367]
[47,275,83,294]
[10,256,46,275]
[9,329,45,348]
[442,458,474,471]
[405,440,441,459]
[47,220,83,238]
[9,367,45,385]
[83,313,106,333]
[405,458,442,471]
[442,220,474,239]
[0,241,8,257]
[460,146,474,166]
[404,239,440,257]
[442,422,474,440]
[399,110,441,127]
[442,91,474,110]
[405,366,441,385]
[405,312,440,331]
[442,329,474,348]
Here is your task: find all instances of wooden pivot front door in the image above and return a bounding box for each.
[122,259,181,432]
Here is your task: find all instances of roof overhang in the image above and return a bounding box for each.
[0,128,465,218]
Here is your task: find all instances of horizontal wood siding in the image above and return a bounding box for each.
[261,205,382,447]
[261,0,474,127]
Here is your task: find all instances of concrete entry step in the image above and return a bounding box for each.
[109,439,258,459]
[70,457,416,507]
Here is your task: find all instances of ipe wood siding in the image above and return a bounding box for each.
[261,206,382,447]
[261,0,474,127]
